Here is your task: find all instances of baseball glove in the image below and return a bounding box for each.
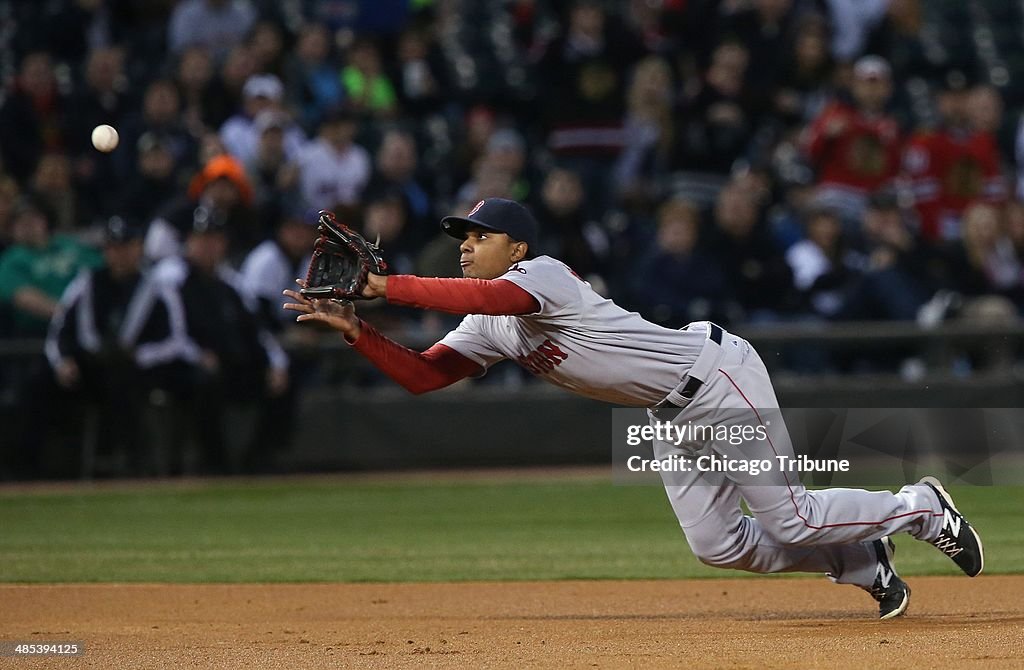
[300,210,389,300]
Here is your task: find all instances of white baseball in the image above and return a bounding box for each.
[91,124,119,152]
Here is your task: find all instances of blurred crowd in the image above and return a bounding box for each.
[2,0,1024,477]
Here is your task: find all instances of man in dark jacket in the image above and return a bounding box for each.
[122,208,288,474]
[44,216,148,476]
[707,181,795,322]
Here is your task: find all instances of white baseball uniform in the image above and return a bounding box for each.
[439,255,946,587]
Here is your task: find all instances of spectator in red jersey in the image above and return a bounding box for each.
[902,72,1006,242]
[802,55,902,227]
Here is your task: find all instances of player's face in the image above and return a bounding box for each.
[459,228,525,279]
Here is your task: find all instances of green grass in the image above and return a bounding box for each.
[0,476,1020,582]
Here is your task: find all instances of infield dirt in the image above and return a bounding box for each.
[1,577,1022,669]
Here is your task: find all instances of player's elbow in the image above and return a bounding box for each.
[404,374,469,395]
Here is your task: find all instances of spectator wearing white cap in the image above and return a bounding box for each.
[245,111,301,230]
[219,74,307,166]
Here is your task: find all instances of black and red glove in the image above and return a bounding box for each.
[300,210,388,300]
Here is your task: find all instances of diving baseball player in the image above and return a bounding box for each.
[283,198,984,619]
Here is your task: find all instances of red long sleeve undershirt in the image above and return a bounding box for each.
[386,275,540,315]
[348,275,539,394]
[350,320,482,394]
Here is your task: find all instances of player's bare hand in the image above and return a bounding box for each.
[282,288,314,314]
[283,280,361,340]
[282,279,318,315]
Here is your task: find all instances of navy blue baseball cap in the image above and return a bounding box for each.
[441,198,539,252]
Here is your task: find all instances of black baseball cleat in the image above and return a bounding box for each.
[919,476,984,577]
[864,537,910,620]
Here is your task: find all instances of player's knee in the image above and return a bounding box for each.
[695,550,743,569]
[751,491,822,547]
[686,533,750,569]
[759,513,816,547]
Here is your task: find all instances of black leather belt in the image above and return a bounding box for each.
[651,322,725,418]
[707,322,724,345]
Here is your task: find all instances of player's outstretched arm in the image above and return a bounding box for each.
[361,273,539,316]
[283,286,481,394]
